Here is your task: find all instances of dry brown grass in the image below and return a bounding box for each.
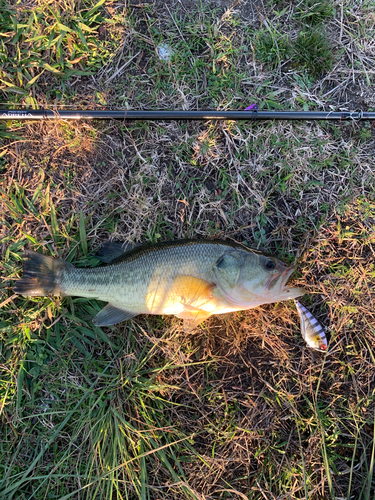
[160,201,375,499]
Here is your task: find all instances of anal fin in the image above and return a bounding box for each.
[93,304,137,326]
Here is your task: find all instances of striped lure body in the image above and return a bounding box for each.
[294,300,328,352]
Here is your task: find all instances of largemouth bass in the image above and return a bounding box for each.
[14,239,305,329]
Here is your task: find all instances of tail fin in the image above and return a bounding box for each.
[14,251,73,297]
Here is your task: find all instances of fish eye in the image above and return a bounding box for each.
[265,259,276,270]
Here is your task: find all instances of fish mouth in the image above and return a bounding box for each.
[281,266,295,288]
[266,266,294,293]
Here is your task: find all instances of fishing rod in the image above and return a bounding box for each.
[0,108,374,122]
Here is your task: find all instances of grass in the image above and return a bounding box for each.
[0,0,125,103]
[292,30,334,77]
[253,29,291,70]
[1,321,201,499]
[253,27,334,77]
[254,0,335,76]
[294,0,334,26]
[1,0,375,499]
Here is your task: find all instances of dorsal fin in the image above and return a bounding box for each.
[94,241,142,264]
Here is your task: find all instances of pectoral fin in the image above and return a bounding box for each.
[172,275,214,307]
[93,304,137,326]
[171,275,215,331]
[144,275,214,314]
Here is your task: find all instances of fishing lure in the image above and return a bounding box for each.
[294,300,328,352]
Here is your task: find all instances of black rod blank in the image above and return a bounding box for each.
[0,109,374,121]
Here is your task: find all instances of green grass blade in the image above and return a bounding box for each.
[84,0,106,20]
[1,368,111,496]
[16,360,25,414]
[79,210,88,256]
[365,414,375,500]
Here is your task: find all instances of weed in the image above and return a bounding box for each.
[292,29,334,77]
[295,0,335,25]
[253,29,291,69]
[0,0,125,104]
